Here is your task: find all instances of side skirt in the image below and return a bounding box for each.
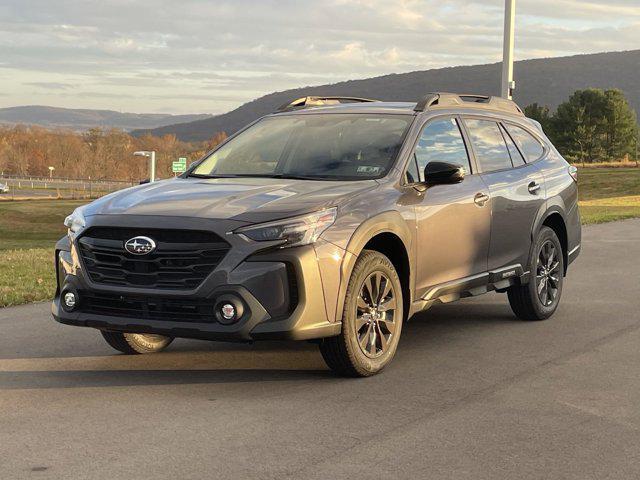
[409,265,527,317]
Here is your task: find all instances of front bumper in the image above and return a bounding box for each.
[52,215,344,342]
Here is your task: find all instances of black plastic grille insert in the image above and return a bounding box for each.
[77,227,230,290]
[80,291,215,322]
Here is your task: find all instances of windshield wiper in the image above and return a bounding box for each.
[188,173,334,181]
[187,173,239,179]
[235,173,332,181]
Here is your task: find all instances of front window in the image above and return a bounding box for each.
[190,114,413,180]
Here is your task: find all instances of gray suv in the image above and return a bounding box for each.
[53,93,581,377]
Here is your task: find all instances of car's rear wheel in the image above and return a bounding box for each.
[101,331,173,354]
[319,250,403,377]
[507,226,564,321]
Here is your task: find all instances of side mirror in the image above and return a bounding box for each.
[423,162,465,186]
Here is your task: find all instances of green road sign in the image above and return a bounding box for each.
[178,157,187,164]
[172,161,187,173]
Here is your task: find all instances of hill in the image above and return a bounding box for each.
[134,50,640,142]
[0,106,212,131]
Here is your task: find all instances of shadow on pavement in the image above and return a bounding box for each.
[1,297,525,390]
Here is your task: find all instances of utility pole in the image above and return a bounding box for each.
[501,0,516,99]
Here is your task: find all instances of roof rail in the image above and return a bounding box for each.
[414,92,524,116]
[276,96,380,112]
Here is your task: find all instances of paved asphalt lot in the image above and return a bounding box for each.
[1,219,639,479]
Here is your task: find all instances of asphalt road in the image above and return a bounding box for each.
[1,219,640,479]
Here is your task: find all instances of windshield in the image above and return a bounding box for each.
[190,113,413,180]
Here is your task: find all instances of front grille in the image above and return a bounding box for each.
[77,227,230,290]
[80,291,215,323]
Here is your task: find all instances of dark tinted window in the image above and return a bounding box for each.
[500,124,526,167]
[414,118,471,181]
[192,114,412,180]
[465,119,512,172]
[504,124,544,162]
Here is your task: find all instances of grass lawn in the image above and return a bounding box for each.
[576,167,640,201]
[0,199,86,250]
[0,168,638,308]
[579,195,640,225]
[0,248,55,307]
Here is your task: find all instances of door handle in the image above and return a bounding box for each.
[474,192,490,206]
[528,181,541,194]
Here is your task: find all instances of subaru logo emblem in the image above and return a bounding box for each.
[124,236,156,255]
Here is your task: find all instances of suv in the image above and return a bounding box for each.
[53,93,581,377]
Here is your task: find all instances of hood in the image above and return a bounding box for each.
[83,177,378,223]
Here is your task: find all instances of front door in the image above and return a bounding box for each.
[409,116,491,297]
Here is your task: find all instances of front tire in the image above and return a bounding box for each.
[101,331,173,354]
[507,226,564,321]
[320,250,403,377]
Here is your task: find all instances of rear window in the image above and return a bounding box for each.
[504,124,545,162]
[500,124,526,167]
[464,119,512,173]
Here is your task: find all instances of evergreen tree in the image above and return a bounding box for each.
[603,89,637,160]
[543,88,638,162]
[524,103,553,135]
[551,89,608,162]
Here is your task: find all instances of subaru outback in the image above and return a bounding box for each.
[53,93,581,376]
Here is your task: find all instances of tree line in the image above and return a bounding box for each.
[525,88,638,163]
[0,126,227,181]
[1,87,637,181]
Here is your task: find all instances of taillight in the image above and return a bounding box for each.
[568,165,578,182]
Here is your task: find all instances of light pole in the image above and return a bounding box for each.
[133,151,156,182]
[501,0,516,99]
[48,166,55,179]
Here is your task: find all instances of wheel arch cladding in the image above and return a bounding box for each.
[542,212,568,275]
[363,232,411,321]
[336,211,414,322]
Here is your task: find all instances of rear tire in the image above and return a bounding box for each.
[508,226,564,321]
[319,250,403,377]
[101,331,173,354]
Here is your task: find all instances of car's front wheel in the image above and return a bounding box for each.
[507,226,564,321]
[319,250,403,377]
[101,331,173,354]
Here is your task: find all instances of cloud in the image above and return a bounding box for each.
[24,82,77,90]
[0,0,637,113]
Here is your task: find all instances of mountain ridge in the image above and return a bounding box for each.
[133,49,640,142]
[0,105,212,132]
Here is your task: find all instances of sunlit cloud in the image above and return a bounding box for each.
[0,0,636,114]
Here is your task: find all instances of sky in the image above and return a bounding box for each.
[0,0,638,115]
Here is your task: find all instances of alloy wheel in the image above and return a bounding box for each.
[355,271,397,358]
[536,240,561,307]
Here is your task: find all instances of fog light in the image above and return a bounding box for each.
[63,291,77,310]
[220,303,236,321]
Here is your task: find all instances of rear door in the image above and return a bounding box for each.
[407,116,491,296]
[462,117,546,271]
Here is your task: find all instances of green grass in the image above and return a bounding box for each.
[0,199,86,250]
[577,167,640,201]
[579,195,640,225]
[0,248,56,307]
[0,169,639,308]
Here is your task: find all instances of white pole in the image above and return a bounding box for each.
[150,151,156,182]
[501,0,516,99]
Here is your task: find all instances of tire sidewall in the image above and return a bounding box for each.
[124,333,173,353]
[527,227,564,319]
[342,252,403,375]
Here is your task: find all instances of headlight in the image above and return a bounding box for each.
[235,208,337,248]
[64,207,86,236]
